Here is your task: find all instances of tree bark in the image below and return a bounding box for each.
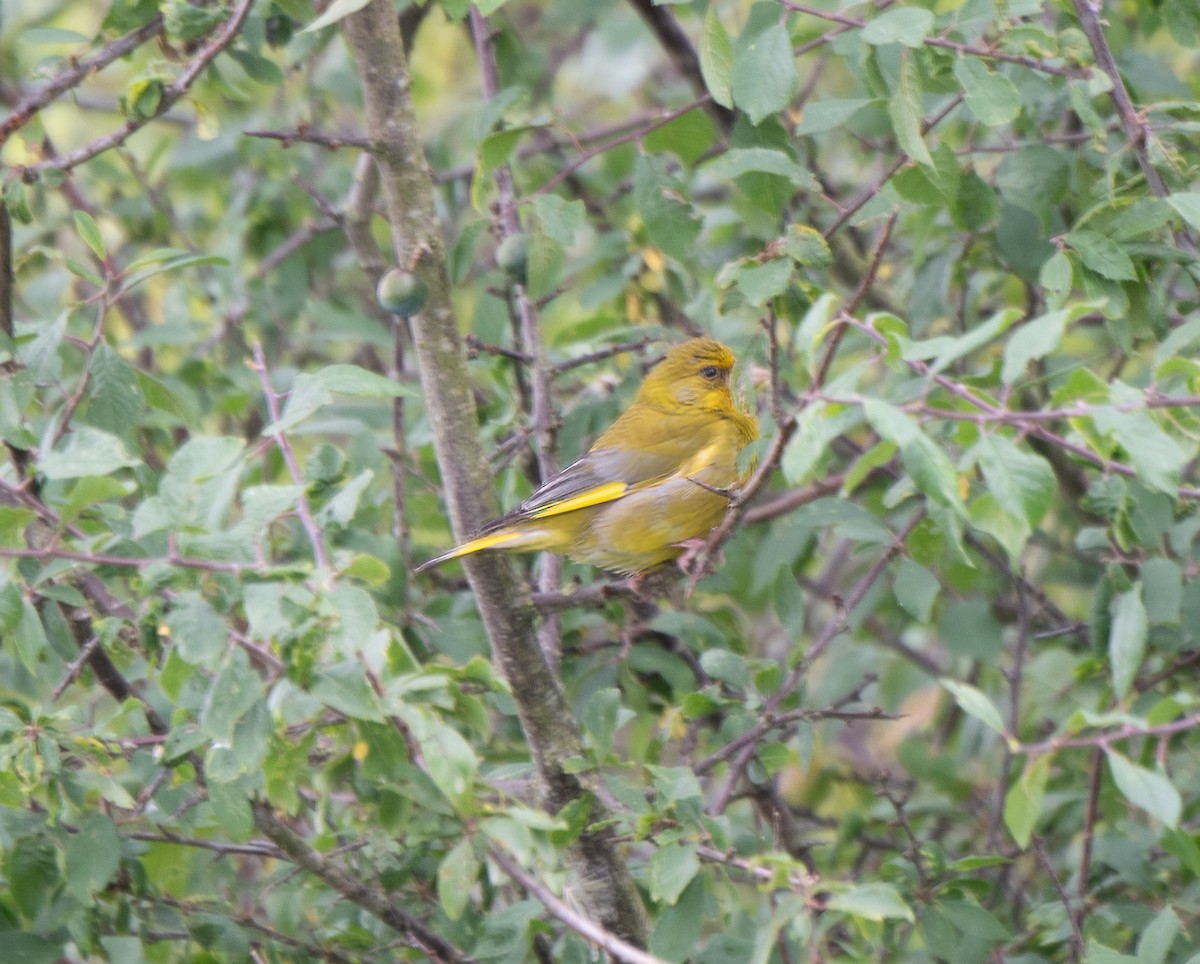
[340,1,647,947]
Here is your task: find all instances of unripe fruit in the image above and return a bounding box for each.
[376,268,428,317]
[496,232,529,282]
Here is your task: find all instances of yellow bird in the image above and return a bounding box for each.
[417,338,759,576]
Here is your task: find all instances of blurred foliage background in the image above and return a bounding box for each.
[2,0,1200,960]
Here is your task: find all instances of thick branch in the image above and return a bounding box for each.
[340,1,647,946]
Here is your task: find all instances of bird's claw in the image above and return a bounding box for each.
[675,538,721,596]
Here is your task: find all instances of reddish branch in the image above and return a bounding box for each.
[780,0,1089,79]
[0,15,166,145]
[17,0,254,177]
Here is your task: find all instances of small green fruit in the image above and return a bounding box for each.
[376,268,428,317]
[496,233,529,282]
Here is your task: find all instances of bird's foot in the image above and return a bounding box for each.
[675,538,722,596]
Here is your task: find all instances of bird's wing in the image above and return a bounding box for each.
[487,446,678,528]
[482,408,727,530]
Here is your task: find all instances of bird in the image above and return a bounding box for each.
[416,337,759,576]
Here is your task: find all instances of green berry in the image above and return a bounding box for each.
[376,268,428,317]
[496,233,529,282]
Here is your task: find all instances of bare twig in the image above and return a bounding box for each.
[1069,0,1191,246]
[245,127,372,150]
[250,343,331,571]
[490,847,669,964]
[781,0,1088,78]
[1033,835,1086,960]
[20,0,255,177]
[252,803,475,964]
[0,16,166,144]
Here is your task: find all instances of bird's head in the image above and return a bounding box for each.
[638,338,739,414]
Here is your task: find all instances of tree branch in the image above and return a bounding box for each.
[340,1,647,945]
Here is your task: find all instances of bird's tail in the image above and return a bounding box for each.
[414,528,527,573]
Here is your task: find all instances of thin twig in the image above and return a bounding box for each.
[704,511,924,812]
[245,127,372,150]
[489,846,669,964]
[20,0,255,177]
[470,7,564,671]
[250,343,331,571]
[780,0,1088,78]
[0,15,166,144]
[1033,835,1086,960]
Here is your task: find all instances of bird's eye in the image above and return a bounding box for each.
[701,365,720,379]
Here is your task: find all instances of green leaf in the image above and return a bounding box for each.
[1065,230,1137,282]
[1040,250,1074,308]
[700,7,734,108]
[1141,558,1182,625]
[314,364,417,398]
[302,0,371,32]
[1091,403,1188,494]
[530,193,585,246]
[39,426,140,479]
[861,7,933,47]
[582,687,622,755]
[940,678,1007,736]
[137,371,192,422]
[65,813,121,901]
[974,435,1056,528]
[11,600,48,674]
[939,900,1011,941]
[643,109,716,167]
[1106,750,1181,827]
[1001,307,1073,384]
[207,781,254,843]
[311,663,384,722]
[828,882,914,922]
[266,373,331,434]
[888,50,932,167]
[700,648,749,688]
[86,343,143,435]
[165,592,227,669]
[894,558,939,623]
[6,834,59,920]
[1166,192,1200,232]
[728,258,793,307]
[795,98,873,135]
[928,307,1020,375]
[634,155,700,260]
[399,706,478,810]
[703,147,813,187]
[1004,754,1050,849]
[438,837,478,921]
[863,399,964,515]
[1137,906,1181,964]
[783,224,832,266]
[73,210,106,259]
[200,651,263,742]
[771,563,805,630]
[731,23,798,125]
[953,59,1021,125]
[1108,586,1147,700]
[648,842,699,906]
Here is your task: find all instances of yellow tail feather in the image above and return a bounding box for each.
[414,530,527,573]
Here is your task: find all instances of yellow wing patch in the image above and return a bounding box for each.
[528,480,630,519]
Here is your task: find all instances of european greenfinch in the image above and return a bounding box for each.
[417,338,759,575]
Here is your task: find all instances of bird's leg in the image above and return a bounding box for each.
[617,583,662,659]
[675,538,723,596]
